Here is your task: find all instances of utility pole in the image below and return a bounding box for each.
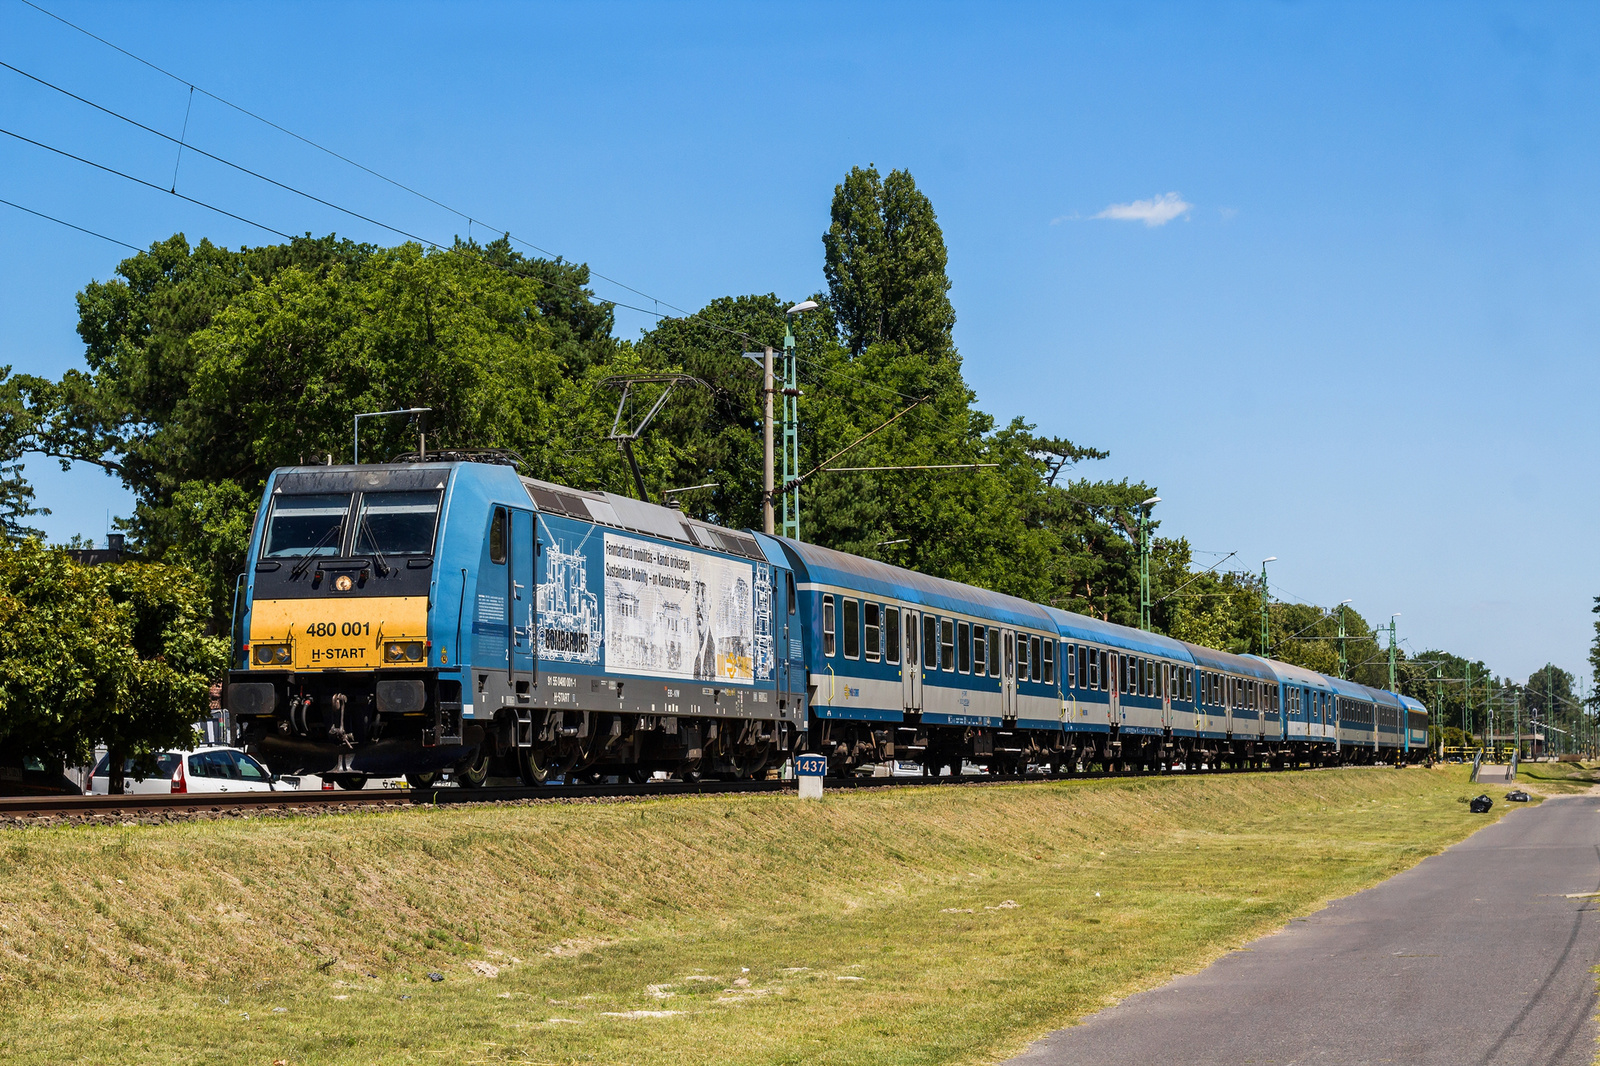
[1337,603,1349,680]
[1434,666,1444,755]
[1547,669,1554,761]
[1514,690,1522,766]
[1138,497,1161,631]
[1464,663,1473,748]
[1387,615,1399,692]
[1259,557,1276,655]
[762,345,775,535]
[779,301,815,541]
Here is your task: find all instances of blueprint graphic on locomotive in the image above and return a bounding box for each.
[536,538,603,665]
[600,532,764,682]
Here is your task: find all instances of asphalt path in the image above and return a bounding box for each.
[1008,792,1600,1066]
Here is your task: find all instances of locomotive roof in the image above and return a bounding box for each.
[518,476,768,563]
[767,535,1059,632]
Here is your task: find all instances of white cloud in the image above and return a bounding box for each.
[1092,192,1192,227]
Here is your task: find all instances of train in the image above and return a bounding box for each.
[225,458,1429,788]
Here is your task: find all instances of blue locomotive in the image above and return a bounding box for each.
[225,460,1428,786]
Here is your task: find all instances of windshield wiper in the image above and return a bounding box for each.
[357,513,392,576]
[289,523,344,578]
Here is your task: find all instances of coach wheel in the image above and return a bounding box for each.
[455,746,492,788]
[404,772,437,790]
[516,747,551,786]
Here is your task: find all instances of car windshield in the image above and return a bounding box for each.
[230,751,270,781]
[263,494,351,558]
[352,490,442,556]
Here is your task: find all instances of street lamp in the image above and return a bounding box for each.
[1138,495,1160,631]
[776,301,818,539]
[353,407,430,464]
[1259,557,1276,655]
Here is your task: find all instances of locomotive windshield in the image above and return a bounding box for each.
[352,490,442,556]
[263,493,352,558]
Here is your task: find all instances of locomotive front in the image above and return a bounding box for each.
[227,464,467,786]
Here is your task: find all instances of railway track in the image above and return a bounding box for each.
[0,763,1338,825]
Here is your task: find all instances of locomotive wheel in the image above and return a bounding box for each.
[455,746,492,788]
[334,774,368,790]
[516,747,551,786]
[404,772,437,790]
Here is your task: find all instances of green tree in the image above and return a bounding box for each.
[0,543,225,791]
[823,165,956,361]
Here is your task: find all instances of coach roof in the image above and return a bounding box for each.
[769,536,1057,632]
[1043,606,1197,661]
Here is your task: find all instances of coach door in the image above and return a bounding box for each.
[508,507,535,680]
[1161,662,1172,730]
[1002,631,1017,720]
[903,609,923,712]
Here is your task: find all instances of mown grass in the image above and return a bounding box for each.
[1514,760,1600,794]
[0,766,1498,1065]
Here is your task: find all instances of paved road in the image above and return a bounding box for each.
[1008,793,1600,1066]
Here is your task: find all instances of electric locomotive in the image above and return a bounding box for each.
[227,460,806,787]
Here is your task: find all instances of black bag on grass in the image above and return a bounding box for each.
[1505,790,1530,802]
[1469,794,1493,813]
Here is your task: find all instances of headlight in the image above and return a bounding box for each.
[385,641,424,663]
[253,643,291,666]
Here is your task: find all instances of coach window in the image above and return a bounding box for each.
[1016,634,1029,683]
[1029,636,1042,682]
[957,622,971,673]
[1079,646,1089,690]
[843,599,861,660]
[988,628,1000,677]
[489,507,507,564]
[973,624,988,676]
[822,595,836,657]
[1066,643,1075,687]
[940,618,955,672]
[1184,668,1194,703]
[787,573,797,615]
[1042,640,1054,685]
[886,607,901,664]
[864,603,881,662]
[923,614,937,670]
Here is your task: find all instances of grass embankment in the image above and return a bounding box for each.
[0,767,1499,1065]
[1514,760,1600,794]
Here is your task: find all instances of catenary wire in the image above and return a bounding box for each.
[13,0,700,319]
[0,195,139,250]
[0,124,293,239]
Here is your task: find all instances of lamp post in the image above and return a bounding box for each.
[353,407,430,464]
[1258,557,1276,655]
[777,300,817,540]
[1138,495,1160,631]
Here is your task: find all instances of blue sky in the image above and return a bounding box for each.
[1,1,1595,686]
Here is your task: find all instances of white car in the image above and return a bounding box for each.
[87,746,277,795]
